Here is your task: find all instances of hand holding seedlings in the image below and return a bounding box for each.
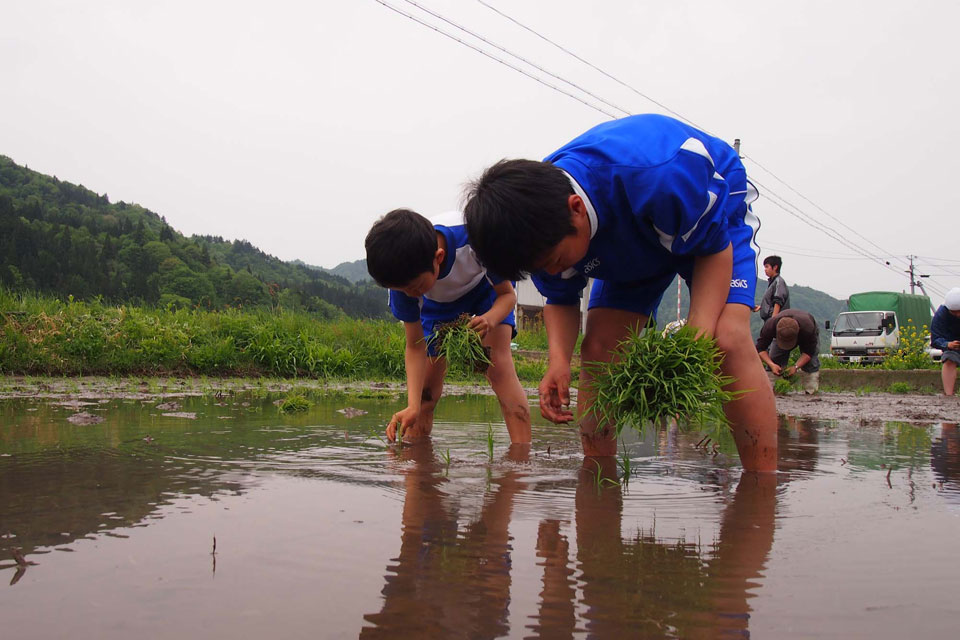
[466,314,492,338]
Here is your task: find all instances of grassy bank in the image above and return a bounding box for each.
[0,288,550,381]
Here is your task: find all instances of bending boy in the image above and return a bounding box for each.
[464,114,777,471]
[365,209,531,443]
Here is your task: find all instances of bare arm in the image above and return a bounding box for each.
[388,321,428,439]
[540,303,581,423]
[688,244,733,338]
[468,280,517,337]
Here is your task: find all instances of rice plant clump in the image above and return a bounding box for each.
[278,391,311,413]
[427,313,491,375]
[587,324,738,438]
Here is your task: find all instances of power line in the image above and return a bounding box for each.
[740,154,912,272]
[374,0,944,296]
[370,0,622,118]
[400,0,634,119]
[475,0,709,133]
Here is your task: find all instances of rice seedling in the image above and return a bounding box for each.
[586,324,739,440]
[277,391,311,413]
[616,441,633,486]
[427,314,491,376]
[440,448,451,475]
[486,422,495,460]
[589,458,621,494]
[888,381,912,394]
[773,378,795,395]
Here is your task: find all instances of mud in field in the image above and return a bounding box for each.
[0,376,956,424]
[772,391,959,423]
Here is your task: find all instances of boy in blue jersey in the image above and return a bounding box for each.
[463,114,777,472]
[365,208,531,444]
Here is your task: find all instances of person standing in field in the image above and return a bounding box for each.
[365,209,531,443]
[463,114,777,472]
[931,287,960,396]
[754,255,789,321]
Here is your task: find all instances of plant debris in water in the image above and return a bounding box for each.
[427,313,491,375]
[278,392,311,413]
[587,324,738,438]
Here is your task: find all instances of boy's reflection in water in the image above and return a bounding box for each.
[362,423,817,638]
[932,422,960,494]
[360,442,529,639]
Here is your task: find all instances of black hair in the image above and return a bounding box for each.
[463,159,576,280]
[763,255,782,273]
[365,208,437,288]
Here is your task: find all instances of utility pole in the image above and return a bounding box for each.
[905,255,930,295]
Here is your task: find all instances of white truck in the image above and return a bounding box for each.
[827,291,932,365]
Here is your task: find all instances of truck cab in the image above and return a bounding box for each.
[830,310,897,364]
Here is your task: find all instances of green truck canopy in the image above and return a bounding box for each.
[846,291,932,330]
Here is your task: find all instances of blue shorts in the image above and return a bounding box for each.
[421,282,517,357]
[588,205,760,317]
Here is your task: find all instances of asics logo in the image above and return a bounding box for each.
[730,278,749,288]
[583,258,601,274]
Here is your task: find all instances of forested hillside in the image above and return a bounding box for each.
[0,156,388,318]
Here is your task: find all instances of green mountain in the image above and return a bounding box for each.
[290,258,371,284]
[0,155,389,318]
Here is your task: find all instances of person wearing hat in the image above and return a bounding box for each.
[931,287,960,396]
[755,309,821,393]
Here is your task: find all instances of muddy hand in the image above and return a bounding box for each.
[539,368,574,423]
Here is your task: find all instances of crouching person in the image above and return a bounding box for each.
[931,287,960,396]
[756,309,820,394]
[365,209,532,443]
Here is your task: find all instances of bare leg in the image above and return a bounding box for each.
[943,360,958,396]
[577,308,648,457]
[484,324,532,444]
[403,356,447,440]
[715,303,778,472]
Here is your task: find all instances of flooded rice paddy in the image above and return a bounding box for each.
[1,388,959,638]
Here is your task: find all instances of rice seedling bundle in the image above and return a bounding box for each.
[587,324,738,438]
[427,313,491,375]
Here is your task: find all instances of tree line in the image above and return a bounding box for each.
[0,155,388,318]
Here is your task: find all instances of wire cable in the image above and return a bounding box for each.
[370,0,622,118]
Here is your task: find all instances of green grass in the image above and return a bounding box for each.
[887,381,913,394]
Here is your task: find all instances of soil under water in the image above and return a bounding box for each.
[0,376,956,423]
[1,378,959,638]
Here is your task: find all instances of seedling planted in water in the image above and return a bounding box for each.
[587,324,739,439]
[278,391,311,413]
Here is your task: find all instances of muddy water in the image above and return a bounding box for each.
[1,392,958,638]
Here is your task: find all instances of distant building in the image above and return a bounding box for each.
[515,279,590,334]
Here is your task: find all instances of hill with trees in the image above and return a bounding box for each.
[0,155,388,318]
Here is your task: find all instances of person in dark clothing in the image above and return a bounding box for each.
[754,255,790,321]
[931,287,960,396]
[756,309,820,393]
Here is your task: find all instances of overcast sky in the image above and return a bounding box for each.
[3,0,958,303]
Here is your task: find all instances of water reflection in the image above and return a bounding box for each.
[361,443,781,638]
[931,422,960,496]
[3,393,959,638]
